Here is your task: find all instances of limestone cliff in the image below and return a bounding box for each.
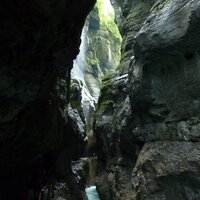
[72,0,122,100]
[71,0,122,166]
[114,0,157,74]
[2,0,200,199]
[95,0,200,199]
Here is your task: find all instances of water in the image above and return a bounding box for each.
[85,186,101,200]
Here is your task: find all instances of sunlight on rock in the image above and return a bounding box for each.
[102,0,114,18]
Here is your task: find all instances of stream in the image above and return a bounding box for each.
[85,186,101,200]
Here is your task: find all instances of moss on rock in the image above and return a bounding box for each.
[78,0,122,99]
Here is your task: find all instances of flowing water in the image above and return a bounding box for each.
[85,186,101,200]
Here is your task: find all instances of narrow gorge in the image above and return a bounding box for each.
[1,0,200,200]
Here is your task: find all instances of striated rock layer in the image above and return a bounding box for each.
[95,0,200,199]
[0,0,95,199]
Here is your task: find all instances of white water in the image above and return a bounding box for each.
[85,186,101,200]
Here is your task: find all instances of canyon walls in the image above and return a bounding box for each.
[95,0,200,199]
[72,0,121,101]
[70,0,122,196]
[1,0,200,199]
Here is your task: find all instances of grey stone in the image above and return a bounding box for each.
[132,141,200,200]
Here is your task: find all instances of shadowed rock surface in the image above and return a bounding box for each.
[95,0,200,199]
[1,0,200,199]
[132,142,200,200]
[0,0,95,199]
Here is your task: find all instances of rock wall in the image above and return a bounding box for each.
[71,0,122,168]
[95,73,138,200]
[72,0,122,100]
[117,0,157,74]
[0,0,95,199]
[95,0,200,199]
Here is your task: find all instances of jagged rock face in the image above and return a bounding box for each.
[129,1,200,198]
[117,0,157,73]
[72,0,122,100]
[110,0,124,30]
[132,142,200,200]
[95,0,200,199]
[71,1,122,161]
[0,0,95,199]
[95,73,133,161]
[130,0,200,142]
[95,74,141,200]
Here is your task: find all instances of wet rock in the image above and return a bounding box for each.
[72,0,121,101]
[117,0,157,73]
[95,0,200,199]
[95,74,140,199]
[67,104,86,141]
[132,141,200,200]
[130,0,200,142]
